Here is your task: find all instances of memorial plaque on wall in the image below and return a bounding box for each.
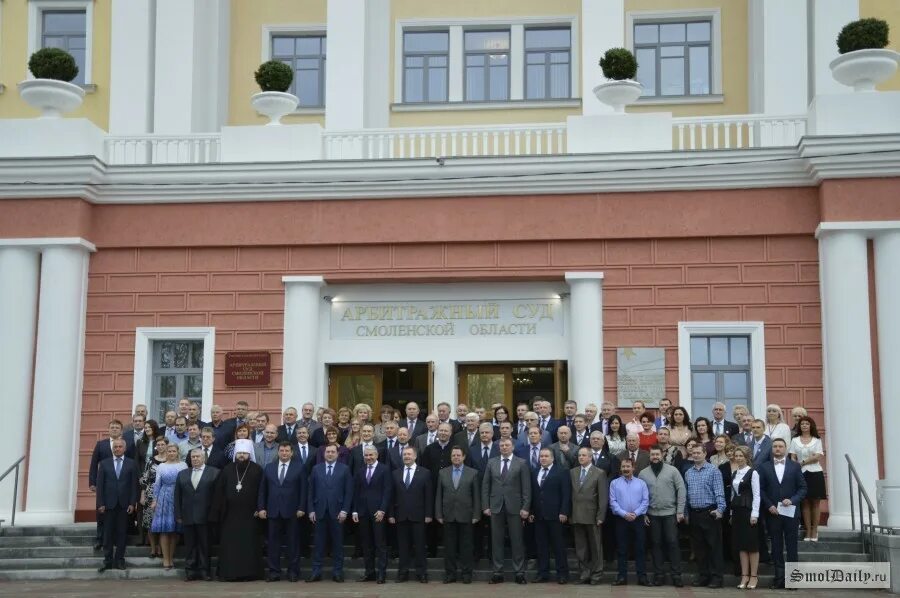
[225,351,271,387]
[616,347,665,407]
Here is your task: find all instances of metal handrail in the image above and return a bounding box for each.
[0,455,25,527]
[845,453,876,558]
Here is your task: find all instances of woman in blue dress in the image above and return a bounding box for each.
[151,443,187,570]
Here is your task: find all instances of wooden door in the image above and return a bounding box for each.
[328,366,383,413]
[457,364,513,411]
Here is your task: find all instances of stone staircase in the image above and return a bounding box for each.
[0,523,870,582]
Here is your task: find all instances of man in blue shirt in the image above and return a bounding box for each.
[683,444,726,589]
[608,458,650,586]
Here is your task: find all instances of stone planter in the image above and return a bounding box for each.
[17,79,85,118]
[830,48,900,92]
[250,91,299,125]
[592,80,643,113]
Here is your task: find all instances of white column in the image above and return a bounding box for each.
[282,277,324,411]
[748,0,808,115]
[153,0,230,133]
[325,0,390,129]
[581,0,624,115]
[23,244,92,525]
[109,0,155,134]
[818,230,877,529]
[565,272,604,406]
[433,359,457,412]
[0,247,40,519]
[510,25,525,101]
[448,26,464,103]
[875,229,900,484]
[808,0,858,99]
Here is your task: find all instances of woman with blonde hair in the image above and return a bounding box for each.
[336,406,352,443]
[344,418,362,448]
[764,404,792,445]
[709,433,733,466]
[790,406,808,437]
[729,445,761,589]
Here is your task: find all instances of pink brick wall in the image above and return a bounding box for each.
[78,235,822,512]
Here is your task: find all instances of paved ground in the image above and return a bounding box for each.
[0,580,888,597]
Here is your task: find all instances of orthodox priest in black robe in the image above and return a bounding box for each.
[212,439,264,581]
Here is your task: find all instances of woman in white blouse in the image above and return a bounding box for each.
[729,445,761,589]
[790,416,826,542]
[764,404,792,445]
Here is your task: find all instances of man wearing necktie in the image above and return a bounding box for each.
[758,438,807,589]
[174,448,220,581]
[389,446,433,583]
[466,422,498,563]
[96,439,138,573]
[569,447,608,585]
[258,442,307,582]
[307,445,353,582]
[482,438,531,585]
[277,406,299,443]
[452,413,481,454]
[436,447,481,584]
[404,401,425,439]
[529,449,571,584]
[352,446,392,583]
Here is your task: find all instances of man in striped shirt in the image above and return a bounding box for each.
[683,445,726,589]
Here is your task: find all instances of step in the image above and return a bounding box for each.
[0,524,95,537]
[0,566,777,584]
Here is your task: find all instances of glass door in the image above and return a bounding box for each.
[328,366,383,413]
[458,365,513,411]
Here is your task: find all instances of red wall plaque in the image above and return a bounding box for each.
[224,351,271,387]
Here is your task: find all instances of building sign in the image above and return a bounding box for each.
[224,351,271,387]
[330,298,564,340]
[616,347,665,407]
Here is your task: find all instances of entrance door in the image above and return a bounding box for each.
[458,363,562,412]
[458,365,513,411]
[328,366,383,413]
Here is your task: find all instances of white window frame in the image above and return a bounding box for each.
[133,327,216,422]
[677,321,766,419]
[626,8,723,105]
[260,24,327,114]
[27,0,94,85]
[393,15,579,110]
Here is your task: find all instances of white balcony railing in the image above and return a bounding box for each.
[672,114,807,151]
[101,115,807,165]
[322,123,567,160]
[105,134,221,166]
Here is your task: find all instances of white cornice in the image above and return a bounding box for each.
[0,134,898,204]
[0,237,96,251]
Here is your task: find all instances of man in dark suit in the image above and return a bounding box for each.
[208,404,235,451]
[349,423,386,475]
[387,427,412,470]
[186,427,226,469]
[465,422,498,562]
[572,415,592,447]
[307,444,353,582]
[95,438,138,572]
[616,434,650,474]
[710,402,739,437]
[733,414,756,447]
[290,425,315,559]
[420,423,454,556]
[759,438,807,590]
[403,401,427,439]
[389,446,433,583]
[174,448,220,581]
[376,420,400,464]
[482,437,531,584]
[557,399,579,435]
[530,448,572,584]
[436,401,463,435]
[535,398,560,443]
[276,406,300,443]
[352,445,392,583]
[89,419,134,550]
[436,447,481,584]
[515,426,554,471]
[258,442,307,582]
[588,432,617,476]
[452,413,481,454]
[749,420,773,466]
[225,400,251,431]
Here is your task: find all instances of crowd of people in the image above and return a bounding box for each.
[89,397,824,588]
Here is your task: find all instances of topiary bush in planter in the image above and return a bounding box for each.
[599,48,638,80]
[28,47,79,82]
[254,60,294,92]
[837,18,890,54]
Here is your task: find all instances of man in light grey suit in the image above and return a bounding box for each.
[570,447,609,585]
[414,414,440,454]
[254,424,280,466]
[435,447,481,584]
[481,437,531,585]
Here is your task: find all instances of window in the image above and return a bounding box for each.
[464,30,509,102]
[151,340,204,423]
[525,28,571,100]
[41,10,87,85]
[133,327,215,424]
[633,20,711,97]
[689,335,751,418]
[272,35,326,107]
[403,31,449,103]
